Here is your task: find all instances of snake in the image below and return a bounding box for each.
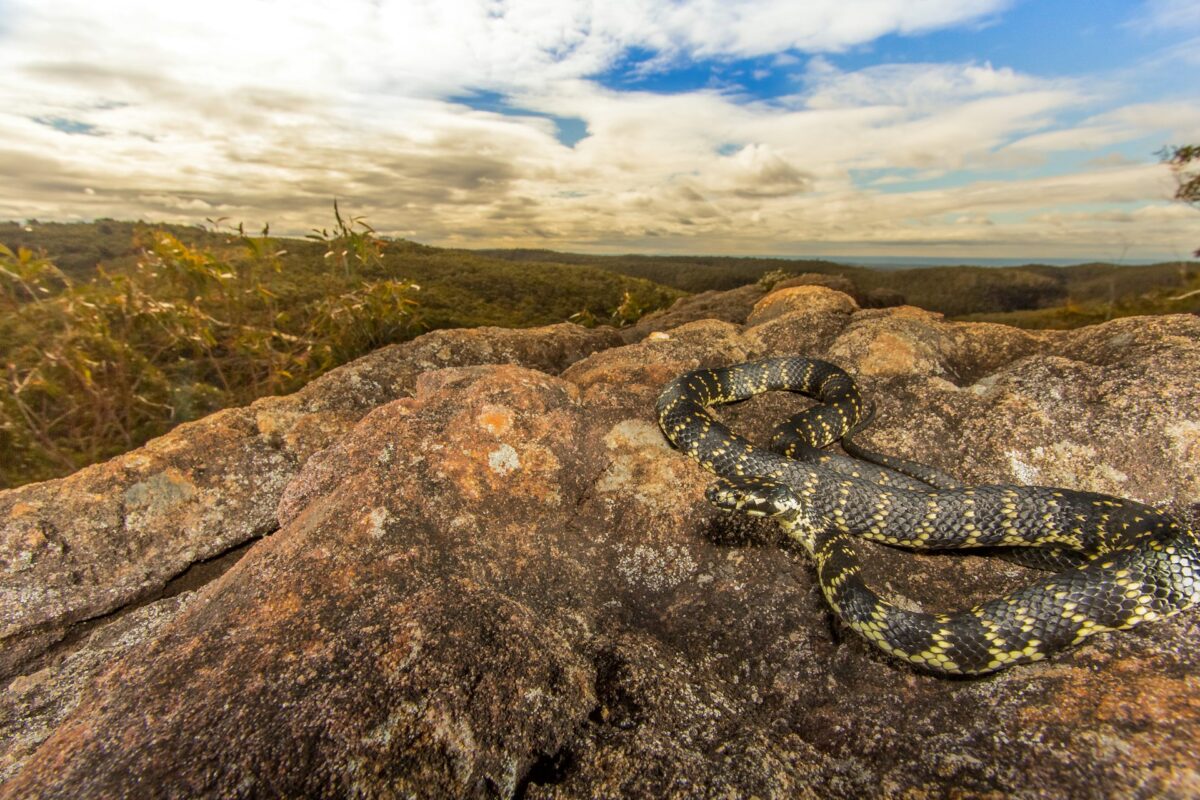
[656,357,1200,676]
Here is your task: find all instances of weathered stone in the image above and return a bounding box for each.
[4,285,1199,798]
[0,594,194,783]
[0,324,621,681]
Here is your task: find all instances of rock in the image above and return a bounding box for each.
[773,272,860,301]
[0,594,194,783]
[0,323,621,681]
[3,284,1199,798]
[746,284,859,327]
[767,273,907,310]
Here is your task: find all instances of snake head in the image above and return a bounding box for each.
[706,476,802,518]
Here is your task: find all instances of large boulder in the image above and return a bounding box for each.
[0,323,621,681]
[3,286,1198,797]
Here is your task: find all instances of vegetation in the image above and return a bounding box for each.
[0,216,681,489]
[480,247,1197,319]
[480,248,856,293]
[1163,145,1200,222]
[956,283,1200,328]
[0,219,213,278]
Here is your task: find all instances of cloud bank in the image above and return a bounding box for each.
[0,0,1197,259]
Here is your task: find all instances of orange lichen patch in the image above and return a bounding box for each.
[1094,672,1200,727]
[490,443,563,504]
[7,502,41,518]
[477,405,514,436]
[264,590,304,619]
[1018,662,1200,750]
[434,435,565,504]
[860,332,919,376]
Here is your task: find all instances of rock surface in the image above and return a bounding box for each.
[2,286,1199,798]
[0,324,621,681]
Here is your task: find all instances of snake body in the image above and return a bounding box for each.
[656,357,1200,676]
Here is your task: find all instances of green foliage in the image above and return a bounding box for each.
[0,243,72,306]
[864,267,1068,316]
[958,269,1200,328]
[480,249,847,293]
[0,219,222,278]
[1162,144,1200,206]
[309,279,422,365]
[610,290,650,326]
[1,264,223,484]
[756,268,795,290]
[568,308,600,328]
[0,215,415,488]
[0,215,681,488]
[1161,144,1200,258]
[305,199,384,277]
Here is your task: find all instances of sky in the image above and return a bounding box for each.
[1,0,1198,261]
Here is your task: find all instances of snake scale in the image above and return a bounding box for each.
[656,357,1200,676]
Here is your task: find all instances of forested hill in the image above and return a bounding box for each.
[479,246,1200,319]
[5,220,1195,321]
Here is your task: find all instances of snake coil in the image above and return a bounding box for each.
[656,357,1199,676]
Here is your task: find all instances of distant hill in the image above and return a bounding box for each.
[8,221,1193,320]
[478,247,1199,318]
[478,248,860,293]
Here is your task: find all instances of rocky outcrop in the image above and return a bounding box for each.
[2,286,1199,797]
[0,324,621,681]
[771,273,906,309]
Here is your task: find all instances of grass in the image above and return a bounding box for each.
[0,218,682,489]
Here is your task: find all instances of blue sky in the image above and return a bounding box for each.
[587,1,1187,94]
[1,0,1198,260]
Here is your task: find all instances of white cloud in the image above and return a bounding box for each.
[1133,0,1200,31]
[643,0,1011,58]
[799,58,1042,110]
